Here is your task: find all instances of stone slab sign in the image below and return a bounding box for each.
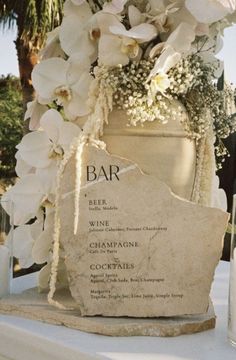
[0,288,216,337]
[59,145,229,317]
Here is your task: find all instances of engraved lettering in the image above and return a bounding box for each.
[86,165,120,182]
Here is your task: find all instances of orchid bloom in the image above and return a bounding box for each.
[59,0,98,61]
[40,27,65,60]
[12,220,43,268]
[32,56,93,119]
[148,22,195,79]
[185,0,236,24]
[148,72,171,104]
[24,97,48,131]
[15,151,34,178]
[1,174,50,225]
[16,109,81,169]
[146,0,180,33]
[97,13,157,66]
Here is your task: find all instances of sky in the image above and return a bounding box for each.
[0,26,236,84]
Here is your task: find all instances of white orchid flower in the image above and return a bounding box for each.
[16,109,81,169]
[185,0,236,24]
[148,72,171,104]
[24,98,48,131]
[147,0,180,33]
[165,21,196,53]
[32,56,93,119]
[59,0,98,61]
[12,220,44,268]
[149,22,195,79]
[15,151,34,178]
[103,0,127,14]
[97,13,157,66]
[40,27,65,60]
[1,174,50,225]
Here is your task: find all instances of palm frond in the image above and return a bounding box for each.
[0,0,64,44]
[0,0,17,30]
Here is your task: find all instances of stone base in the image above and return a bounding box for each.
[0,288,216,337]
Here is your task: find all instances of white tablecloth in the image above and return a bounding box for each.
[0,261,235,360]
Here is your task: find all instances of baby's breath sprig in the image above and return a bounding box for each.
[101,53,236,168]
[104,59,181,126]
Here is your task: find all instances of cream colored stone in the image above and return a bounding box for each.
[0,288,216,337]
[59,145,229,318]
[102,109,197,201]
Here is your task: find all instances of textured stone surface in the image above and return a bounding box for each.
[0,288,216,337]
[59,145,229,317]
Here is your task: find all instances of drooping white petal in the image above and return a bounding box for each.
[2,175,46,225]
[64,72,93,119]
[67,53,92,85]
[130,23,157,42]
[110,23,157,43]
[185,0,236,23]
[16,131,52,168]
[32,58,69,100]
[40,27,65,60]
[24,99,48,131]
[40,109,64,143]
[59,10,95,58]
[128,5,144,27]
[32,226,52,264]
[149,45,181,78]
[12,225,34,268]
[166,4,197,35]
[58,122,81,152]
[36,163,58,195]
[30,219,44,240]
[166,22,195,53]
[15,151,34,178]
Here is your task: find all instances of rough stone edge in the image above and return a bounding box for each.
[0,292,216,337]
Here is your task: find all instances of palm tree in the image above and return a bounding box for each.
[0,0,64,126]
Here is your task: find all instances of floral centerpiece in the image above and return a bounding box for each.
[2,0,236,307]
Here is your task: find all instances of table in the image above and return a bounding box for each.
[0,261,235,360]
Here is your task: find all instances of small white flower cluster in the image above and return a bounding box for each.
[175,57,236,168]
[168,56,204,95]
[102,54,236,168]
[105,60,181,126]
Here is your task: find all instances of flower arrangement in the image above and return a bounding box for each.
[2,0,236,306]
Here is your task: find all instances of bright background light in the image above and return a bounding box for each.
[0,26,236,84]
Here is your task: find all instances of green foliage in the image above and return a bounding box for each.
[0,75,23,177]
